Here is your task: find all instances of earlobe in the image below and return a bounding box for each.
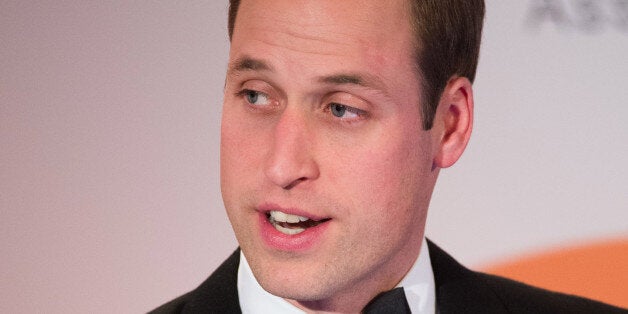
[433,76,474,168]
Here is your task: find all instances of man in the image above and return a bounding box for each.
[152,0,625,313]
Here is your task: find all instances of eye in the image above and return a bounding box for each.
[240,89,270,106]
[329,103,363,119]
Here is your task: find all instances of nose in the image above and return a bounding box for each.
[264,109,320,190]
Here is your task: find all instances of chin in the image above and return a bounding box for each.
[252,262,338,302]
[265,284,328,302]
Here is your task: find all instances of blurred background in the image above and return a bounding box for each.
[1,1,626,312]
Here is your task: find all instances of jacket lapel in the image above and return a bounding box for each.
[427,240,506,313]
[182,249,242,313]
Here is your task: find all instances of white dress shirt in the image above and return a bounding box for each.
[238,238,436,313]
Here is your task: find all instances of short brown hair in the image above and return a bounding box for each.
[227,0,485,130]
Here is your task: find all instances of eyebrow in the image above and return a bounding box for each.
[319,74,363,85]
[227,56,388,94]
[228,56,273,74]
[317,73,387,93]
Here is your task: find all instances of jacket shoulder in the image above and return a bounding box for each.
[148,292,192,314]
[426,240,626,313]
[477,272,626,313]
[148,249,242,314]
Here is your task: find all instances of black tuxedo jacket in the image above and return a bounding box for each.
[150,240,625,313]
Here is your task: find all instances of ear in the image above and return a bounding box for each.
[432,76,474,168]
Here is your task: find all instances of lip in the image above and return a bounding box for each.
[258,203,330,221]
[257,203,331,252]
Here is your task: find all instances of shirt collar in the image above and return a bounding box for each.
[237,250,300,314]
[237,238,436,314]
[397,238,436,313]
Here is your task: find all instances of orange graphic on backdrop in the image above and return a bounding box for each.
[484,238,628,308]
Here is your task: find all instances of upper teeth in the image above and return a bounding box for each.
[269,210,310,223]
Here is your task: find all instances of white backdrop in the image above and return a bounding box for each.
[1,1,626,313]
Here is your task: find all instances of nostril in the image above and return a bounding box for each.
[283,177,307,190]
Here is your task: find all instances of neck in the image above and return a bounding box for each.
[286,236,424,313]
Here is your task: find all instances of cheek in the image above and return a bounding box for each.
[220,119,242,181]
[221,104,271,164]
[327,125,432,220]
[364,150,422,208]
[220,109,267,196]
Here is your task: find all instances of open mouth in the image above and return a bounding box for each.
[267,210,331,235]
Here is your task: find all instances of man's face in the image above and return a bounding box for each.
[221,0,441,310]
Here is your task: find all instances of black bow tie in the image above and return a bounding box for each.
[363,287,411,313]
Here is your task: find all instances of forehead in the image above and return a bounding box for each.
[230,0,418,96]
[233,0,411,41]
